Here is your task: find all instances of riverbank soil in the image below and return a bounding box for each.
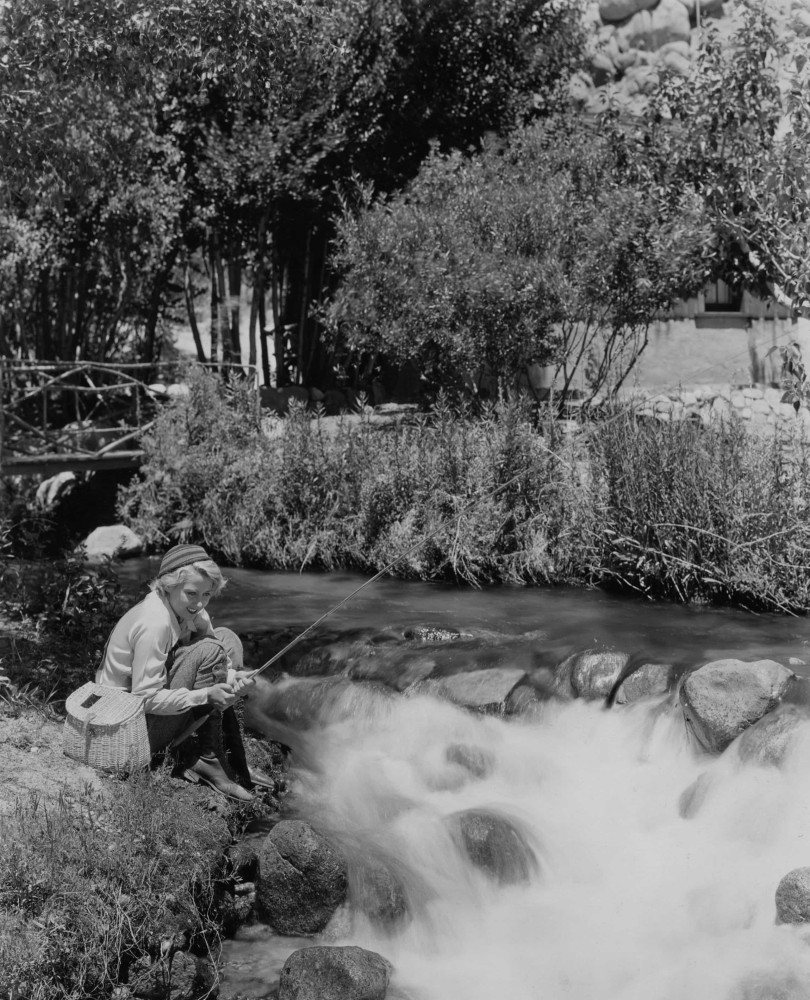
[0,708,108,815]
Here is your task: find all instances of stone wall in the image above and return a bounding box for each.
[573,0,810,113]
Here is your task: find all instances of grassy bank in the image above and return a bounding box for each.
[0,757,231,1000]
[0,544,285,1000]
[114,370,810,614]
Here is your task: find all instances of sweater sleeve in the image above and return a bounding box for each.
[129,619,208,715]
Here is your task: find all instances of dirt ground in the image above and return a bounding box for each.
[0,709,110,816]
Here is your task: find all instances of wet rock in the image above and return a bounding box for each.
[776,867,810,924]
[678,771,714,819]
[449,808,538,885]
[78,524,144,562]
[612,662,676,705]
[404,625,471,642]
[555,650,630,700]
[733,706,808,768]
[425,667,526,714]
[445,743,494,779]
[278,945,392,1000]
[256,820,347,935]
[348,651,436,692]
[505,683,544,716]
[680,659,795,754]
[244,676,359,734]
[352,858,410,929]
[731,969,810,1000]
[128,952,217,1000]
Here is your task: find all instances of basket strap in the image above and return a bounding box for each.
[81,705,99,755]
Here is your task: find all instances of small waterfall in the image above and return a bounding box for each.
[233,678,810,1000]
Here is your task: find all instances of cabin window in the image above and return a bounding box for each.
[703,279,743,312]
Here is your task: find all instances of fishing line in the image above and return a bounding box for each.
[169,465,531,748]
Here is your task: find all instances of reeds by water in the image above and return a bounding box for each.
[117,370,810,614]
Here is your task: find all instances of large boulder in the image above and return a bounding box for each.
[733,706,808,768]
[555,650,630,700]
[256,821,347,935]
[448,808,538,885]
[775,867,810,924]
[79,524,144,562]
[599,0,656,23]
[679,659,795,753]
[404,625,471,642]
[650,0,691,47]
[425,668,526,714]
[278,946,392,1000]
[612,661,676,705]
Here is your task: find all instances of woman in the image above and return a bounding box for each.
[96,543,272,800]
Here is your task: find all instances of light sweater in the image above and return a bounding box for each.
[95,590,234,715]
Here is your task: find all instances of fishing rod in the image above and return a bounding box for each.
[169,465,530,748]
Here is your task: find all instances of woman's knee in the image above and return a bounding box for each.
[169,637,229,690]
[214,627,244,671]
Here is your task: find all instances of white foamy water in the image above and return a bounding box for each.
[226,684,810,1000]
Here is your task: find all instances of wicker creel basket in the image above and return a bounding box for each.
[63,682,150,774]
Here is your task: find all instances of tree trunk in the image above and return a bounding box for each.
[208,239,219,365]
[214,240,231,364]
[228,258,242,366]
[258,285,270,387]
[184,258,207,363]
[270,247,286,386]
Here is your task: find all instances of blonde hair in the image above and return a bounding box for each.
[149,559,227,598]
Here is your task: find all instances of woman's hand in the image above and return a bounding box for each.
[206,682,237,709]
[231,670,256,695]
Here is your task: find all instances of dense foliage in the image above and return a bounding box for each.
[639,1,810,311]
[0,0,585,378]
[119,372,810,612]
[328,114,710,398]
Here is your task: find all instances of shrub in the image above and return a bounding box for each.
[118,371,810,612]
[592,409,810,611]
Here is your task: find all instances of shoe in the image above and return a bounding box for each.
[247,766,276,790]
[186,755,254,802]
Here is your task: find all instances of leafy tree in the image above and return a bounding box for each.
[0,0,586,377]
[327,115,710,400]
[640,0,810,312]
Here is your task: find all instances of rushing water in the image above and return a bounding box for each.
[120,564,810,999]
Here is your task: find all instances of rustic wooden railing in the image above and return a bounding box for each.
[0,360,257,477]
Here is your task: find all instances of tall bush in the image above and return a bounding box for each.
[327,114,710,400]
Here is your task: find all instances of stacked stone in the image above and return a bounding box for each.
[629,384,810,433]
[573,0,807,113]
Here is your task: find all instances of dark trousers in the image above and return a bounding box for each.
[145,628,249,782]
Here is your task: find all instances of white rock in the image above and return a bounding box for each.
[742,386,763,399]
[166,383,190,398]
[79,525,144,563]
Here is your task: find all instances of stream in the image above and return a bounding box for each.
[119,563,810,999]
